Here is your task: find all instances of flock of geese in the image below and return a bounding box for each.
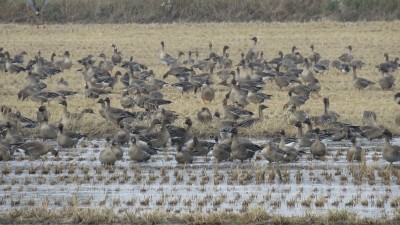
[0,37,399,166]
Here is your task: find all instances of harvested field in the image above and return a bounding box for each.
[0,21,399,137]
[0,22,400,224]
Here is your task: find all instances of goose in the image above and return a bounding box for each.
[287,104,309,125]
[121,56,147,71]
[283,91,309,109]
[274,71,290,90]
[140,119,170,148]
[352,65,375,90]
[313,59,330,74]
[111,141,123,160]
[217,70,235,86]
[98,53,114,72]
[294,121,312,147]
[175,145,193,164]
[213,112,237,139]
[261,141,286,163]
[91,71,122,90]
[57,90,78,98]
[278,129,304,162]
[186,136,214,156]
[212,136,232,162]
[382,129,400,165]
[347,136,363,162]
[360,125,385,140]
[3,52,26,73]
[13,141,58,159]
[171,81,196,95]
[142,97,172,112]
[59,99,93,127]
[28,91,60,105]
[4,122,24,145]
[111,44,123,65]
[38,116,57,140]
[103,97,136,125]
[128,118,161,135]
[120,90,135,110]
[222,97,253,121]
[377,71,395,90]
[155,108,179,124]
[159,41,178,66]
[350,59,365,70]
[0,143,11,161]
[163,66,192,81]
[283,46,298,62]
[319,97,339,124]
[168,118,193,146]
[338,45,353,63]
[200,81,215,103]
[395,93,400,104]
[207,42,218,60]
[196,107,212,123]
[99,138,117,165]
[308,44,321,63]
[268,51,284,69]
[77,55,96,65]
[114,120,130,146]
[310,128,326,158]
[289,84,312,97]
[183,51,195,66]
[57,123,84,148]
[80,61,110,83]
[376,54,399,74]
[9,50,27,64]
[14,111,36,129]
[53,51,73,71]
[128,136,151,162]
[27,0,49,28]
[230,128,262,162]
[236,104,268,128]
[84,83,111,99]
[227,79,248,106]
[362,111,377,125]
[330,127,350,141]
[245,37,259,62]
[32,56,61,77]
[246,90,272,105]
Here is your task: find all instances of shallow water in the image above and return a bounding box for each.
[0,137,399,218]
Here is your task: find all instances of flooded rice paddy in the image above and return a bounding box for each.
[1,137,400,218]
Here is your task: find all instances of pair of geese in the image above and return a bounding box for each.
[99,135,158,165]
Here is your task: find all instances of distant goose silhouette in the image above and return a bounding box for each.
[27,0,49,29]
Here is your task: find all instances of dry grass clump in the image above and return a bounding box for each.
[0,206,393,224]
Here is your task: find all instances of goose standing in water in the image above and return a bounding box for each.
[99,138,117,165]
[347,136,363,162]
[175,145,193,164]
[230,128,262,162]
[294,121,312,147]
[13,141,58,159]
[382,129,400,165]
[261,141,286,163]
[128,136,151,162]
[310,128,326,158]
[278,129,305,162]
[212,136,231,162]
